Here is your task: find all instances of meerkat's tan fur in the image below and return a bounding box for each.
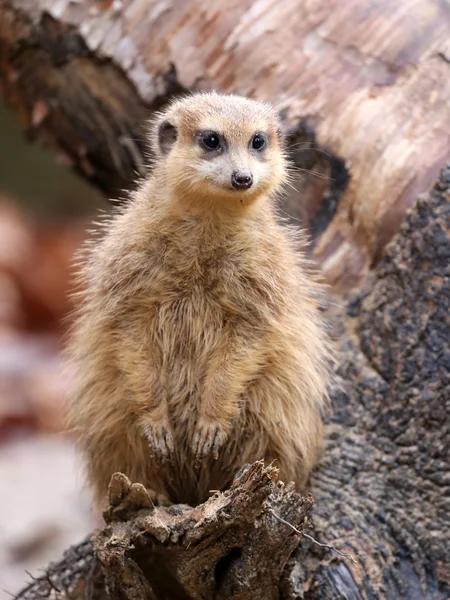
[66,92,330,506]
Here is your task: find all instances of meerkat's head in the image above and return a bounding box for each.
[150,92,287,215]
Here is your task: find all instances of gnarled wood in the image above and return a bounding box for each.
[1,0,450,290]
[97,464,313,600]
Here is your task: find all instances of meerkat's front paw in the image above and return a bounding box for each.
[142,421,175,464]
[192,417,229,467]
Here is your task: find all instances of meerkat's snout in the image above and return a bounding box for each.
[231,171,253,190]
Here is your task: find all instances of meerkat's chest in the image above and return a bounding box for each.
[136,233,279,347]
[155,266,241,336]
[150,249,260,345]
[154,242,242,304]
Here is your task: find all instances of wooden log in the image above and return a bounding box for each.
[12,164,450,599]
[1,0,450,290]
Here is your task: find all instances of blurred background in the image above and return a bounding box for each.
[0,97,106,596]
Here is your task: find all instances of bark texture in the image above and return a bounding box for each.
[306,166,450,599]
[1,0,450,290]
[13,165,450,599]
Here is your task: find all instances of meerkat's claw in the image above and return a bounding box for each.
[211,427,227,460]
[192,420,227,467]
[143,423,175,464]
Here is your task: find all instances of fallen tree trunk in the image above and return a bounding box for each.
[1,0,450,291]
[13,165,450,599]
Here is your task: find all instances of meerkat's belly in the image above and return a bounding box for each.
[155,289,226,408]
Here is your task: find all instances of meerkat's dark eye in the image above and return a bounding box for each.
[251,133,267,151]
[199,131,221,151]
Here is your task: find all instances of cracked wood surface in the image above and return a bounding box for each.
[1,0,450,291]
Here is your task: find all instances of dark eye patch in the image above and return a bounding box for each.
[201,131,220,149]
[197,130,225,154]
[250,132,268,151]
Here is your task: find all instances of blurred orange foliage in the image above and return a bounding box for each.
[0,197,88,438]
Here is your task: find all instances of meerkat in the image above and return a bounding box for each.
[66,92,330,508]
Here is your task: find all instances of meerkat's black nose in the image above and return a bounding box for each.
[231,171,253,190]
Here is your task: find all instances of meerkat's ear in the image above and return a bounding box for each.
[155,119,178,156]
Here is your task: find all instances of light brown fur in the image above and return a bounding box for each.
[66,92,330,507]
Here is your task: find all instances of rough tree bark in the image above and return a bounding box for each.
[1,0,450,291]
[12,165,450,599]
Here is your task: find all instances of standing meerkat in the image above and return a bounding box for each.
[66,92,330,507]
